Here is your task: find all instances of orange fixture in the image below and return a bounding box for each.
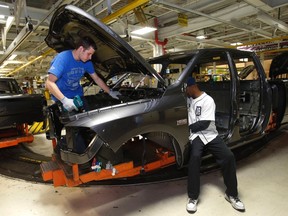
[41,149,176,187]
[0,124,34,149]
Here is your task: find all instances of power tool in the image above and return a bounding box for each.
[73,95,83,110]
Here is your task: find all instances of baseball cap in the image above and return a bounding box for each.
[187,77,196,86]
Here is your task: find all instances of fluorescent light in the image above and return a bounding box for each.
[0,15,5,19]
[0,62,8,68]
[0,68,12,71]
[6,16,14,27]
[0,4,9,8]
[231,42,243,46]
[131,35,144,40]
[8,54,17,60]
[239,58,248,62]
[196,30,207,39]
[131,27,157,35]
[196,35,206,39]
[6,60,25,64]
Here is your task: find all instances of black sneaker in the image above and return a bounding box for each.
[186,198,198,213]
[225,194,245,211]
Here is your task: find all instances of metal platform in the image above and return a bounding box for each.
[0,127,285,186]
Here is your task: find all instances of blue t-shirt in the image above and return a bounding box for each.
[48,50,95,101]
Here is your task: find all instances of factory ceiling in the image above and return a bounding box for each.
[0,0,288,81]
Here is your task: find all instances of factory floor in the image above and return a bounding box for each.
[0,127,288,216]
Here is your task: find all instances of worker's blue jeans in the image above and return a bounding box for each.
[187,135,238,199]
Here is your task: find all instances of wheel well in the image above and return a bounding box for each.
[95,131,184,168]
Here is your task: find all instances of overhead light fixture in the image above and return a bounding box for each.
[131,26,157,35]
[196,35,206,39]
[0,68,12,74]
[6,16,14,27]
[231,42,243,46]
[239,58,248,62]
[0,15,5,19]
[0,4,9,8]
[8,54,17,60]
[196,30,207,40]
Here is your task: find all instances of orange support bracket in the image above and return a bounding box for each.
[0,124,34,149]
[41,151,176,187]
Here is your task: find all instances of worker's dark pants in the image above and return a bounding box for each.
[187,136,238,199]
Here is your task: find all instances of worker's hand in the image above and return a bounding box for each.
[109,90,121,99]
[61,97,78,112]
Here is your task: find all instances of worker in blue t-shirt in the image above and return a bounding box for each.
[45,36,120,112]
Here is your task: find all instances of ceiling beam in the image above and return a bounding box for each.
[0,22,33,64]
[154,0,229,27]
[256,0,288,8]
[154,0,272,39]
[175,34,231,48]
[244,0,273,11]
[101,0,150,24]
[257,11,288,33]
[86,0,120,15]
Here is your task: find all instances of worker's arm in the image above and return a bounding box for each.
[90,72,121,99]
[189,120,211,133]
[89,72,110,93]
[45,73,77,111]
[45,73,65,101]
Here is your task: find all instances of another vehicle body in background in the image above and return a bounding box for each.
[0,78,46,148]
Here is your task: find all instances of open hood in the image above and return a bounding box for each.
[45,4,165,85]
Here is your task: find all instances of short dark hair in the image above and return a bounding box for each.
[76,36,97,50]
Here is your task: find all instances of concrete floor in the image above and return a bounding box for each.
[1,127,288,216]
